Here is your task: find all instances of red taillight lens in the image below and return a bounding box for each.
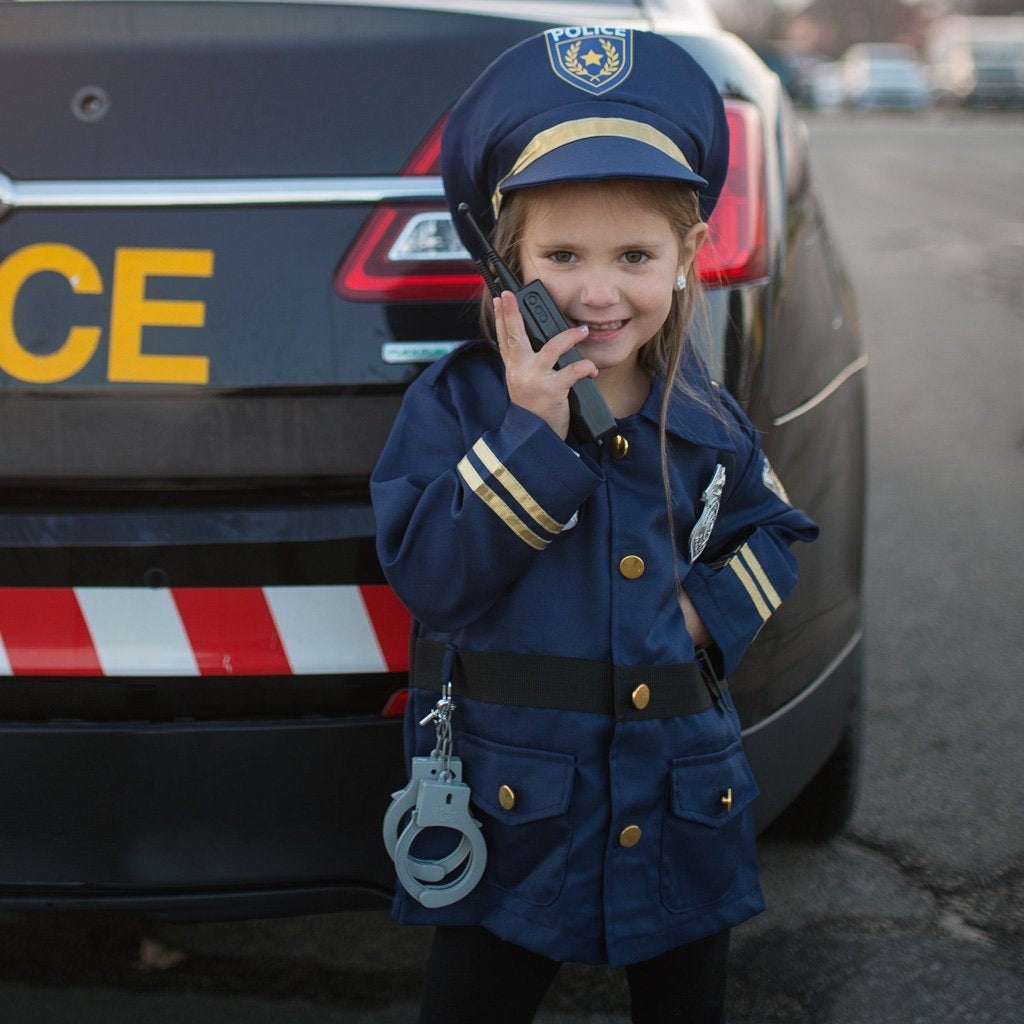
[696,99,768,287]
[335,116,483,303]
[334,201,481,302]
[337,97,768,303]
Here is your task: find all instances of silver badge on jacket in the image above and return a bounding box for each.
[689,463,726,562]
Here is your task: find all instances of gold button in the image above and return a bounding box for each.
[619,555,645,579]
[498,785,516,811]
[619,825,642,848]
[631,683,651,710]
[610,434,629,459]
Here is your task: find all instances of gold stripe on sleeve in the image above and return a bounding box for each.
[458,455,548,551]
[738,544,782,610]
[730,557,772,623]
[471,439,564,535]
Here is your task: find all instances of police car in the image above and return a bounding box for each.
[0,0,865,917]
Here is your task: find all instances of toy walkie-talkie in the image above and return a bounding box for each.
[458,203,617,445]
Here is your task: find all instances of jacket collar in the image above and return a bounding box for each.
[635,358,737,451]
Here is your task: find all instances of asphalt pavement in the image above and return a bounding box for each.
[718,108,1024,1023]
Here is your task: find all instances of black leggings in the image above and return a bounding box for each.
[418,924,730,1024]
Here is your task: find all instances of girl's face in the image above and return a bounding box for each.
[516,180,704,383]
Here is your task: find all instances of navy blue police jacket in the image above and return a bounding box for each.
[371,339,818,967]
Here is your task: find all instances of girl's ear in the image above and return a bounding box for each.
[679,221,709,275]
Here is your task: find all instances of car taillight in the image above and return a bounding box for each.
[696,99,768,287]
[334,201,481,302]
[336,97,768,303]
[334,117,482,303]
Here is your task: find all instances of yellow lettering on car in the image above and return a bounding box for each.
[0,243,103,383]
[108,247,213,384]
[0,243,214,385]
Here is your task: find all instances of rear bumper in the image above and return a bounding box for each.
[0,715,406,919]
[0,633,861,919]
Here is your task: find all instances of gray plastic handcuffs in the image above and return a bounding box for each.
[391,775,487,907]
[382,754,472,882]
[382,685,487,907]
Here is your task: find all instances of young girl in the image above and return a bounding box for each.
[372,28,818,1024]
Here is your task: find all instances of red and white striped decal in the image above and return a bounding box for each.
[0,585,411,677]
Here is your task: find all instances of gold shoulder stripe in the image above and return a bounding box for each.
[458,455,548,551]
[471,438,565,535]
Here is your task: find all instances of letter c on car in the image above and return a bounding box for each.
[0,242,103,383]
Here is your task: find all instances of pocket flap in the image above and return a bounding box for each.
[669,740,759,828]
[459,732,575,825]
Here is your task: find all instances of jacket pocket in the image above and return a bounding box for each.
[659,739,760,914]
[458,731,575,908]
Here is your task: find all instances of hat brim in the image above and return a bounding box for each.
[498,135,709,207]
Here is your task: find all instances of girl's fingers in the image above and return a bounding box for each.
[493,292,526,355]
[493,289,596,439]
[495,292,590,372]
[543,323,594,373]
[555,354,599,387]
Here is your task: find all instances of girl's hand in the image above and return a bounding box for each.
[493,290,598,441]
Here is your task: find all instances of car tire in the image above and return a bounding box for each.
[764,689,862,843]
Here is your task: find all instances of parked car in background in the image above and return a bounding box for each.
[0,0,865,920]
[842,42,931,111]
[928,15,1024,108]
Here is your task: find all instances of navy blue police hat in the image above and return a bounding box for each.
[441,27,730,247]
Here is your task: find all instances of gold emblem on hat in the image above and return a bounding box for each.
[545,28,633,95]
[562,39,621,86]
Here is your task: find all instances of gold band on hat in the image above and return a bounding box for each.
[492,116,694,214]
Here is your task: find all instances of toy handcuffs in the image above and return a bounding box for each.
[382,684,487,908]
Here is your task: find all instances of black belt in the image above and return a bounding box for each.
[413,639,722,721]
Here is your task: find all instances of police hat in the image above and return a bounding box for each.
[441,27,730,247]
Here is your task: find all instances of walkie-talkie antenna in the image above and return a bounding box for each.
[458,203,516,295]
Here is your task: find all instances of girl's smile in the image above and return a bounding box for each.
[571,317,626,338]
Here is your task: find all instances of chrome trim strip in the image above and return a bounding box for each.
[772,354,869,427]
[0,173,444,211]
[741,628,862,740]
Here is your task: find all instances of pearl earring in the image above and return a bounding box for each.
[675,274,687,291]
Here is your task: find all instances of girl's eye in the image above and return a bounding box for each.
[548,251,576,264]
[621,251,650,265]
